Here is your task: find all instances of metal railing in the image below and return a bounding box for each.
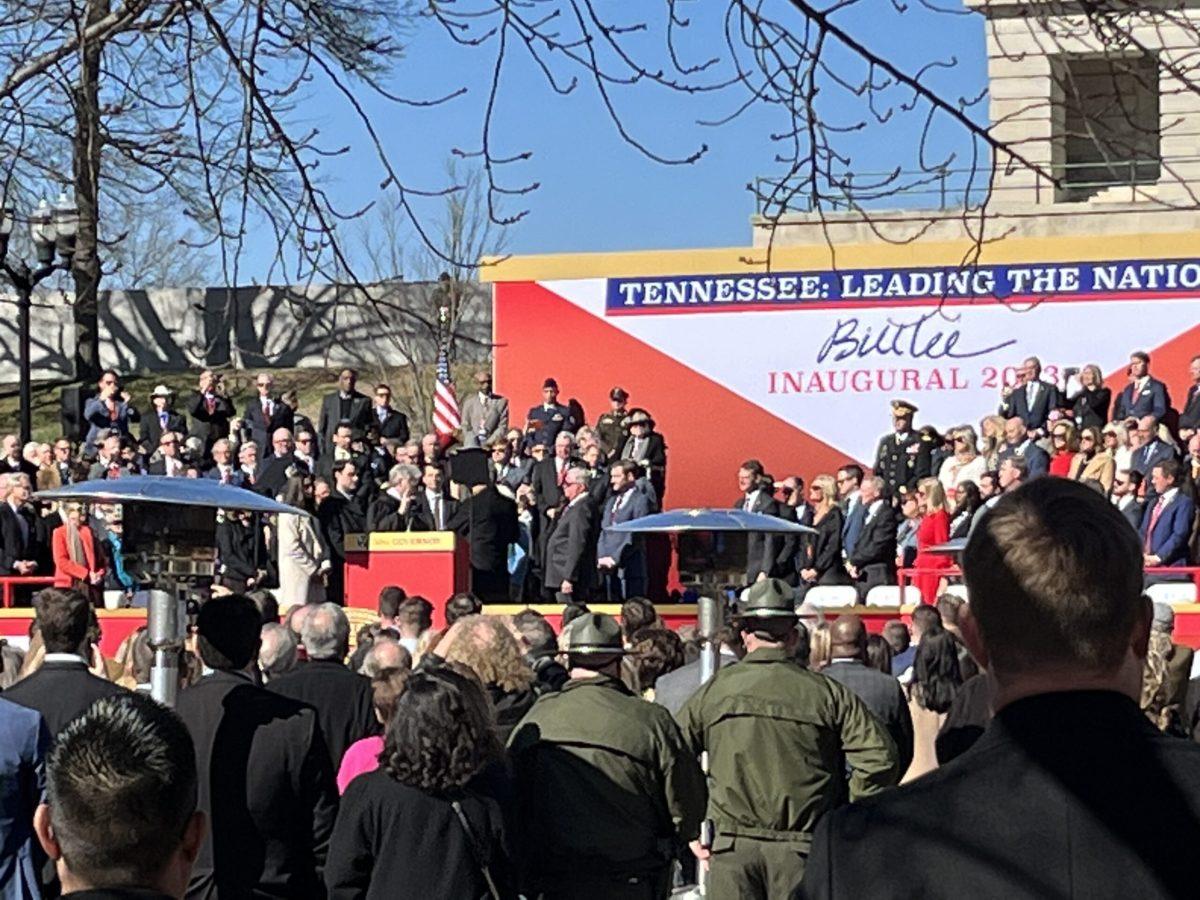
[752,157,1195,215]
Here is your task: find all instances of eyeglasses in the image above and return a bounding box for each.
[161,439,178,446]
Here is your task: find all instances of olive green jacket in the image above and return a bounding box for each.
[676,646,899,841]
[507,673,707,881]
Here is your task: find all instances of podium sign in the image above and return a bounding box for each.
[343,531,470,624]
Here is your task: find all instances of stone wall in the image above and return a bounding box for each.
[0,279,492,381]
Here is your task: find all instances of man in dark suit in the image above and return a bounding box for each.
[1113,350,1170,423]
[445,483,519,603]
[366,465,424,532]
[996,417,1050,478]
[620,410,667,509]
[176,595,338,899]
[317,461,367,604]
[1130,416,1176,480]
[837,464,867,558]
[202,439,244,487]
[802,477,1200,900]
[773,476,815,584]
[268,602,377,774]
[215,511,265,593]
[414,462,457,531]
[315,424,365,486]
[999,355,1061,437]
[1141,459,1195,569]
[734,459,780,583]
[242,372,294,456]
[544,467,600,606]
[596,460,651,601]
[0,474,41,581]
[33,692,206,900]
[0,435,36,481]
[140,384,188,454]
[531,432,577,593]
[186,370,236,457]
[846,476,898,600]
[1178,355,1200,441]
[0,696,47,899]
[256,429,306,498]
[82,370,140,454]
[368,383,410,442]
[4,589,123,734]
[1112,469,1145,534]
[821,614,913,774]
[524,378,576,451]
[487,437,531,492]
[318,368,371,454]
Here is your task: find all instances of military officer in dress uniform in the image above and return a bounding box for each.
[595,386,631,459]
[873,399,933,500]
[676,579,898,898]
[525,377,577,451]
[508,613,706,899]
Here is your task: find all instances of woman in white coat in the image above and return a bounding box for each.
[276,474,328,609]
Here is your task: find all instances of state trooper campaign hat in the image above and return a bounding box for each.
[739,578,798,619]
[561,613,626,655]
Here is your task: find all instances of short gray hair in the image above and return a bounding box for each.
[564,466,589,487]
[865,475,886,494]
[388,463,422,487]
[258,623,298,679]
[360,638,412,678]
[300,602,350,661]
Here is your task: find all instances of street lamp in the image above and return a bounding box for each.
[0,194,79,445]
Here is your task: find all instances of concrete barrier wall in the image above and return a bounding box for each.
[0,279,492,380]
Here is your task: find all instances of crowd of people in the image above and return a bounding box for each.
[4,477,1200,898]
[4,347,1200,613]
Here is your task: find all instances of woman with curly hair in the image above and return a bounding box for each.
[325,667,515,898]
[437,614,537,743]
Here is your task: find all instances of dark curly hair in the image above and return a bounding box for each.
[382,667,500,793]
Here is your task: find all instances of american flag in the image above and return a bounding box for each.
[433,344,460,443]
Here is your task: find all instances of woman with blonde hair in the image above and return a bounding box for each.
[911,478,951,602]
[1048,420,1080,478]
[1066,363,1111,430]
[438,614,537,742]
[979,414,1008,470]
[1102,421,1133,473]
[797,474,850,599]
[937,425,986,501]
[1069,425,1115,493]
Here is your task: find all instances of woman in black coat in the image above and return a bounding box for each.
[325,667,516,899]
[796,475,850,600]
[1067,364,1111,430]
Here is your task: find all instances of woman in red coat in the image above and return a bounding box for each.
[51,503,104,599]
[912,477,951,603]
[1048,420,1079,478]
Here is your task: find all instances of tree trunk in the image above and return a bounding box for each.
[71,0,107,382]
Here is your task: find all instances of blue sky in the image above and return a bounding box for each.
[252,2,990,279]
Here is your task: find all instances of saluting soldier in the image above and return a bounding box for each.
[595,386,631,459]
[508,613,706,899]
[874,399,933,499]
[676,579,899,898]
[525,377,577,451]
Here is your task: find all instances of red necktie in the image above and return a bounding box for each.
[1145,497,1166,552]
[262,399,271,417]
[205,395,216,414]
[557,464,567,487]
[107,400,117,422]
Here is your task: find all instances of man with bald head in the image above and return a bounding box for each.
[996,416,1049,479]
[822,614,913,774]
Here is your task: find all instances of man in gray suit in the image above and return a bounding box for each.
[821,614,913,773]
[653,626,742,716]
[458,371,510,449]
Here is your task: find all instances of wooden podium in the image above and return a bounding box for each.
[343,532,470,622]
